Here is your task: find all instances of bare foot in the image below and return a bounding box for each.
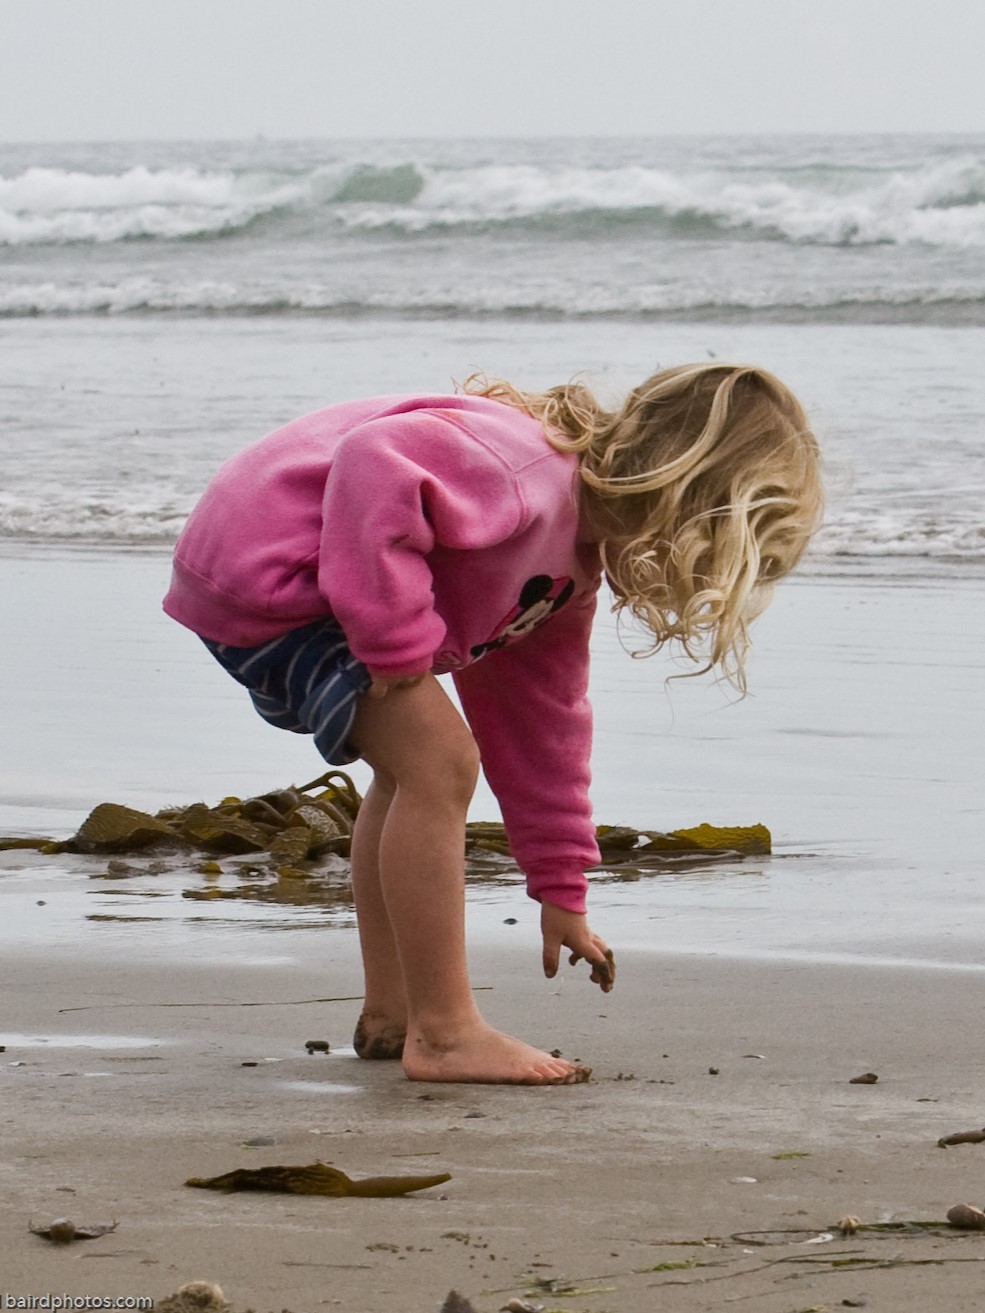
[353,1010,407,1060]
[401,1021,591,1085]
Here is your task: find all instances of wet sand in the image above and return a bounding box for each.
[2,551,985,1310]
[4,937,985,1313]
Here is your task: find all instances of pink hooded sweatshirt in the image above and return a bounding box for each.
[164,393,602,913]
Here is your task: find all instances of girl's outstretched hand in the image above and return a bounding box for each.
[541,901,616,993]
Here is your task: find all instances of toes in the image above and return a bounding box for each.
[528,1058,592,1085]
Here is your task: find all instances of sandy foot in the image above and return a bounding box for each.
[401,1023,591,1085]
[353,1010,407,1060]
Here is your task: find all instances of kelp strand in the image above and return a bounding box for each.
[185,1162,451,1197]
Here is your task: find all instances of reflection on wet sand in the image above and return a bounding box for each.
[74,842,769,931]
[3,770,771,932]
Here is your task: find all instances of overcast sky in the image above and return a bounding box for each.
[1,0,983,142]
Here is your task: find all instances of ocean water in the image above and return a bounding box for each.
[1,133,984,562]
[2,135,984,969]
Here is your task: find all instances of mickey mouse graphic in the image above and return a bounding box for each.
[471,574,576,659]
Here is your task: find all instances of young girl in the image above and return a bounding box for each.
[164,363,822,1086]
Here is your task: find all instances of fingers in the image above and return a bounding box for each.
[540,903,615,992]
[368,674,427,700]
[593,948,616,993]
[542,928,562,979]
[568,943,616,993]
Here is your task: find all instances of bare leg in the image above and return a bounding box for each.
[350,775,407,1058]
[349,674,590,1085]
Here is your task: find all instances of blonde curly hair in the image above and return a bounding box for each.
[463,363,823,690]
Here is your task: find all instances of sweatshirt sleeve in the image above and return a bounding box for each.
[452,589,600,915]
[318,412,523,678]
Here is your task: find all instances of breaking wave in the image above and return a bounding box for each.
[3,154,985,247]
[1,490,981,562]
[4,279,985,323]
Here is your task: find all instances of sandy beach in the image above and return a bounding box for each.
[2,549,985,1311]
[4,941,985,1312]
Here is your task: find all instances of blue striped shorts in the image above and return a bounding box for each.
[203,618,372,765]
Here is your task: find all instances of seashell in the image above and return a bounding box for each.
[29,1217,117,1243]
[174,1283,226,1308]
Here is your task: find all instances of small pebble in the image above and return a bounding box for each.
[946,1203,985,1231]
[708,1066,720,1075]
[439,1292,477,1313]
[304,1039,330,1054]
[240,1061,258,1067]
[503,917,518,925]
[849,1072,879,1084]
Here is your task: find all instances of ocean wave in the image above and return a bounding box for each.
[3,278,985,324]
[0,163,324,243]
[812,513,985,561]
[1,491,982,561]
[0,493,188,546]
[2,155,985,248]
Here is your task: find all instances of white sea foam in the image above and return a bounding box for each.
[812,512,985,559]
[0,164,312,243]
[336,156,985,248]
[1,486,980,559]
[0,491,189,545]
[3,275,983,320]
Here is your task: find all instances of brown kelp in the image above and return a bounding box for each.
[0,770,769,878]
[185,1162,451,1197]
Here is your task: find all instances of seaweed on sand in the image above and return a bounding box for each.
[185,1161,451,1197]
[1,769,770,879]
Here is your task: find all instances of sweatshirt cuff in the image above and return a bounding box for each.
[524,863,589,916]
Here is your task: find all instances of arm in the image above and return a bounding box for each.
[453,589,600,911]
[318,413,521,678]
[453,592,614,990]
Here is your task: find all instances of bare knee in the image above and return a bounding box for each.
[430,732,481,808]
[353,674,480,809]
[370,730,479,810]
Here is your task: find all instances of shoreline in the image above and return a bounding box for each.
[2,553,983,974]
